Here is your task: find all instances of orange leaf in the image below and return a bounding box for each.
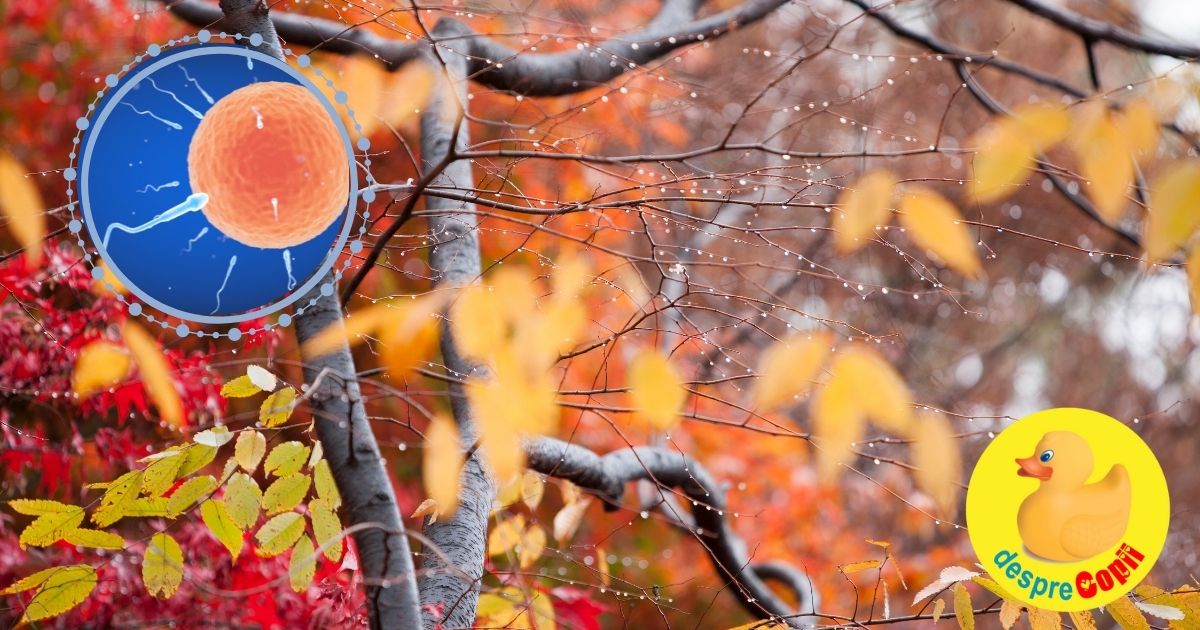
[0,151,46,266]
[121,322,185,428]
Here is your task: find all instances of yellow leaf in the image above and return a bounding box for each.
[411,498,442,524]
[1071,102,1134,222]
[471,375,532,481]
[62,528,125,550]
[310,498,344,562]
[125,497,169,517]
[90,261,126,296]
[289,534,316,593]
[0,151,45,266]
[141,452,184,497]
[166,475,217,516]
[840,560,882,573]
[521,471,544,510]
[898,188,982,277]
[833,346,913,430]
[224,472,262,530]
[424,414,463,517]
[264,441,310,477]
[552,497,591,545]
[193,426,233,448]
[220,375,262,399]
[200,499,243,560]
[121,322,184,428]
[313,459,341,509]
[254,512,306,557]
[1146,161,1200,261]
[8,499,77,516]
[262,473,312,515]
[1119,98,1159,158]
[489,514,526,557]
[1067,609,1097,630]
[178,443,217,477]
[2,567,63,595]
[142,532,184,599]
[451,284,508,360]
[380,61,436,129]
[1108,595,1152,630]
[259,386,298,428]
[300,300,392,357]
[912,411,962,518]
[932,598,946,623]
[235,430,267,473]
[1027,607,1061,629]
[597,546,610,587]
[518,525,547,569]
[379,295,445,380]
[952,582,974,630]
[72,341,130,399]
[476,586,556,630]
[19,506,85,549]
[751,332,833,411]
[628,351,686,429]
[998,599,1022,628]
[18,565,97,623]
[92,471,142,527]
[811,367,865,480]
[970,125,1036,203]
[246,365,277,392]
[971,575,1015,600]
[834,170,897,253]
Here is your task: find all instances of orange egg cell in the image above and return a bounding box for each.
[187,81,349,249]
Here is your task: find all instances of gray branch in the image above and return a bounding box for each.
[209,2,422,629]
[526,437,819,626]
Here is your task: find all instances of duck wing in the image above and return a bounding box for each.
[1060,509,1130,559]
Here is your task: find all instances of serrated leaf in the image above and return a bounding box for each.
[521,471,544,510]
[122,321,185,428]
[313,459,341,508]
[254,512,306,557]
[488,514,526,557]
[141,452,184,497]
[914,567,980,606]
[840,560,882,573]
[898,188,982,277]
[166,475,218,516]
[1134,601,1184,621]
[306,441,323,469]
[932,598,946,623]
[259,386,297,428]
[411,498,441,524]
[476,586,556,630]
[834,170,897,253]
[246,365,278,392]
[263,441,310,478]
[751,332,833,411]
[19,565,97,623]
[220,374,262,398]
[200,500,243,561]
[92,471,142,527]
[289,534,316,593]
[235,430,267,473]
[1072,102,1134,222]
[0,151,46,266]
[552,497,591,546]
[999,599,1022,629]
[19,506,85,549]
[309,498,343,562]
[72,341,130,399]
[125,497,168,517]
[8,499,77,516]
[193,426,233,448]
[2,567,61,595]
[1145,161,1200,261]
[912,411,962,518]
[424,415,462,517]
[969,104,1068,203]
[1109,595,1152,630]
[628,351,686,429]
[952,582,974,630]
[1067,610,1098,630]
[1027,607,1061,629]
[224,473,262,530]
[518,524,546,569]
[143,533,183,599]
[262,474,311,515]
[62,528,125,550]
[178,443,217,477]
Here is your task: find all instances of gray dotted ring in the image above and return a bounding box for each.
[64,30,377,340]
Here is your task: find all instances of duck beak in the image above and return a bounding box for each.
[1016,457,1053,481]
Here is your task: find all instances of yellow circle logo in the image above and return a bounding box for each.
[965,408,1169,611]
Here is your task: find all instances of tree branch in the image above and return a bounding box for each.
[1005,0,1200,59]
[526,436,819,626]
[207,2,423,629]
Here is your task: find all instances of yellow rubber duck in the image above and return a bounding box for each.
[1015,431,1130,562]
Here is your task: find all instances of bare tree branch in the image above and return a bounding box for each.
[1005,0,1200,59]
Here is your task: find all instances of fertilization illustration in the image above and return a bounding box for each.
[77,43,356,324]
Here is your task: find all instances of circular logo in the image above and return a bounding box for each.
[65,35,379,338]
[966,408,1169,611]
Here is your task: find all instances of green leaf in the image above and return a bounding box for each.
[264,441,310,478]
[225,473,262,530]
[92,470,142,527]
[125,497,168,517]
[200,500,243,561]
[8,499,77,516]
[166,475,218,516]
[19,565,97,624]
[62,528,125,550]
[19,506,85,549]
[235,430,267,473]
[221,374,262,398]
[260,386,298,428]
[262,474,311,515]
[309,498,344,561]
[141,452,184,497]
[143,532,184,599]
[288,534,316,593]
[2,567,61,595]
[178,443,218,477]
[254,512,306,557]
[313,459,341,508]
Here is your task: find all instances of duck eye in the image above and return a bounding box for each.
[1039,450,1054,463]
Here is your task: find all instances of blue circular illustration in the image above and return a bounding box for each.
[77,43,357,325]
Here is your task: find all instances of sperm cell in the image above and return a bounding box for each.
[179,66,215,105]
[145,77,204,120]
[212,255,238,314]
[137,180,180,194]
[283,249,296,290]
[184,227,209,253]
[271,197,278,220]
[120,102,182,130]
[102,192,208,248]
[252,106,264,129]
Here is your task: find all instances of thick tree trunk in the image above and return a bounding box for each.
[212,2,423,628]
